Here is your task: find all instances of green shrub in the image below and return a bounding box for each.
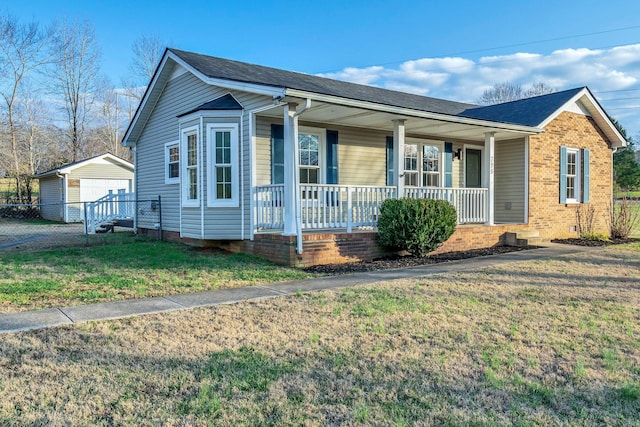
[581,232,610,242]
[377,198,457,257]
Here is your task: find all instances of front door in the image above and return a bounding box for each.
[465,149,482,188]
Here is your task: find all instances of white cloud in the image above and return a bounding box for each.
[316,43,640,136]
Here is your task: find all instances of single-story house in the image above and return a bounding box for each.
[122,48,626,267]
[36,153,134,222]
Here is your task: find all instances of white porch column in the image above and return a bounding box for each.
[483,132,495,225]
[393,119,406,198]
[283,103,298,235]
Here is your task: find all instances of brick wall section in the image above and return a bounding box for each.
[528,111,612,239]
[144,224,527,267]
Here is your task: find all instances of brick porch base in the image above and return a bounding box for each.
[146,223,529,267]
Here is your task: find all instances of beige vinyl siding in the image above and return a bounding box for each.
[494,139,526,223]
[255,117,391,187]
[336,126,388,186]
[38,177,64,221]
[255,116,278,186]
[451,142,465,188]
[135,70,272,239]
[69,162,133,180]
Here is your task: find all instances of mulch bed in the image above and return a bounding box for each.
[551,237,640,247]
[304,237,640,275]
[303,245,537,275]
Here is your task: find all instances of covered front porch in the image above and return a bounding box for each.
[249,94,541,254]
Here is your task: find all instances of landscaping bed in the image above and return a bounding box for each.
[304,245,536,275]
[552,237,640,247]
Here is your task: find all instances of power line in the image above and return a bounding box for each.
[593,88,640,94]
[599,96,640,102]
[315,25,640,74]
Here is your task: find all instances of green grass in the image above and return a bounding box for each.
[0,244,639,425]
[0,239,311,312]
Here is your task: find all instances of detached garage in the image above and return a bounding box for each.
[36,153,134,222]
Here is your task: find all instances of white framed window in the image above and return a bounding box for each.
[566,148,579,202]
[404,139,443,187]
[298,127,326,185]
[560,146,590,204]
[207,123,239,207]
[164,141,180,184]
[181,125,199,207]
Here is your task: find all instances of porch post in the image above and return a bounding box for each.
[283,103,298,235]
[393,119,406,198]
[484,132,495,225]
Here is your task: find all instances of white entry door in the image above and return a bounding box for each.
[79,179,131,202]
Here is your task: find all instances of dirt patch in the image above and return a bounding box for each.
[304,245,537,275]
[551,237,640,247]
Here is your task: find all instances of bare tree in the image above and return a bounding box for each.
[0,14,51,202]
[524,82,555,98]
[122,34,167,101]
[477,81,555,105]
[50,19,105,162]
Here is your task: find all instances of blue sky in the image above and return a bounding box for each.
[4,0,640,136]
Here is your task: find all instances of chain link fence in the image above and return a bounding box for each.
[0,198,162,252]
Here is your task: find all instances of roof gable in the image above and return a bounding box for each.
[35,153,133,178]
[458,87,626,147]
[177,93,243,118]
[457,88,585,127]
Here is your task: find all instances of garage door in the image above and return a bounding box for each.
[79,179,131,202]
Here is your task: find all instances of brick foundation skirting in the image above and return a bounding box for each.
[141,224,529,267]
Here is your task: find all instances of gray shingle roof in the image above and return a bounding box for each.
[457,87,586,126]
[169,48,476,116]
[177,94,243,117]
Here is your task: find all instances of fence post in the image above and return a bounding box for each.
[157,195,162,241]
[83,202,89,245]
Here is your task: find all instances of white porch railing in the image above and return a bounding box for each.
[299,185,397,231]
[403,187,488,224]
[86,189,136,234]
[255,184,488,231]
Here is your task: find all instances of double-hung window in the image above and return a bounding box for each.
[181,126,199,206]
[299,132,321,184]
[560,146,590,204]
[403,140,442,187]
[207,123,239,207]
[165,141,179,184]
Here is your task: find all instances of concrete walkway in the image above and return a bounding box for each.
[0,244,597,334]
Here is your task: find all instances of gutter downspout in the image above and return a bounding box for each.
[293,98,311,255]
[200,116,205,240]
[240,109,245,240]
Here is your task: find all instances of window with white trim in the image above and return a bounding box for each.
[207,123,239,207]
[299,132,320,184]
[560,146,590,204]
[404,140,442,187]
[165,141,179,184]
[181,126,199,206]
[422,145,440,187]
[565,148,579,202]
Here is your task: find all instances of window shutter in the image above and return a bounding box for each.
[559,146,567,203]
[386,136,394,186]
[271,124,284,184]
[326,130,339,184]
[582,148,590,203]
[444,142,453,188]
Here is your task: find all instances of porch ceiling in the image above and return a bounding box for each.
[258,98,540,142]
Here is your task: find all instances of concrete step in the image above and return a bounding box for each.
[505,230,545,247]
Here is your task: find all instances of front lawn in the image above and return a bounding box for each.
[1,244,638,425]
[0,239,311,313]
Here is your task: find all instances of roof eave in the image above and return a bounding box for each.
[538,87,627,148]
[122,50,285,147]
[285,88,544,135]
